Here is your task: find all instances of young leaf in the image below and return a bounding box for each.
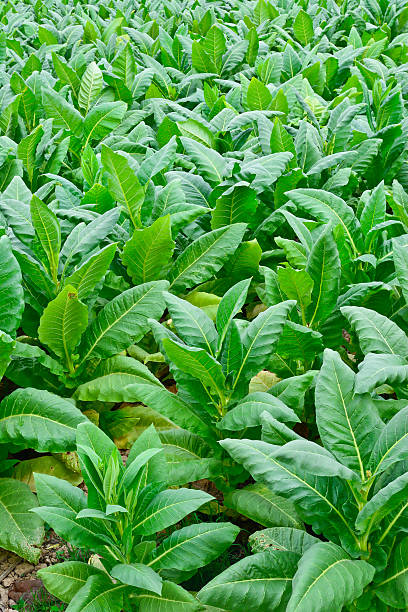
[306,225,340,327]
[246,77,272,111]
[78,62,103,114]
[38,285,88,371]
[122,216,174,284]
[30,195,61,283]
[101,145,145,228]
[293,9,314,45]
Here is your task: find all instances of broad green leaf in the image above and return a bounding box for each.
[75,373,162,404]
[355,353,408,395]
[192,41,218,73]
[149,522,239,571]
[356,472,408,532]
[133,488,213,536]
[0,235,24,336]
[271,118,297,160]
[211,185,258,230]
[177,119,215,149]
[30,194,60,283]
[162,338,225,395]
[0,331,15,379]
[275,237,307,269]
[261,412,301,445]
[242,152,293,192]
[52,53,80,97]
[293,9,313,45]
[122,216,174,283]
[276,321,323,363]
[246,77,272,111]
[369,406,408,475]
[0,477,43,563]
[31,505,114,552]
[233,300,295,391]
[39,561,104,604]
[0,388,87,452]
[165,292,217,355]
[203,25,226,69]
[375,536,408,609]
[360,181,386,239]
[138,137,177,185]
[169,223,246,293]
[120,380,213,438]
[136,581,201,612]
[216,278,251,350]
[83,101,127,145]
[249,527,317,555]
[306,225,340,327]
[42,89,83,137]
[17,124,43,185]
[113,42,136,90]
[79,280,168,362]
[64,243,117,300]
[271,439,359,482]
[180,137,226,183]
[393,239,408,304]
[38,285,88,370]
[198,549,298,612]
[287,542,374,612]
[224,484,302,529]
[111,563,162,595]
[269,370,317,413]
[218,392,299,431]
[277,268,313,321]
[287,189,361,255]
[78,62,103,114]
[64,574,127,612]
[221,438,354,546]
[316,349,383,480]
[35,473,86,513]
[342,306,408,358]
[101,145,145,228]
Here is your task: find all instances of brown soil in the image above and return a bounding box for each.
[0,532,68,611]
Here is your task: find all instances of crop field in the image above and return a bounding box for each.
[1,0,408,610]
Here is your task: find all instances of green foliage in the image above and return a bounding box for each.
[1,0,408,609]
[34,423,238,609]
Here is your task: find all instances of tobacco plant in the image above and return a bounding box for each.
[34,422,239,611]
[218,349,408,611]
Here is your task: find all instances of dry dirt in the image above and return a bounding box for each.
[0,532,68,612]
